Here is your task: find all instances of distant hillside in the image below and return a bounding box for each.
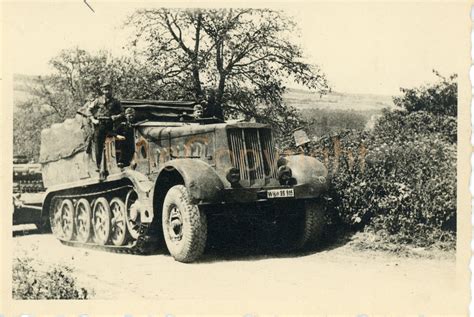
[283,88,396,111]
[13,74,396,112]
[13,74,38,106]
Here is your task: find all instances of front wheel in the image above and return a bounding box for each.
[295,200,326,249]
[162,185,207,263]
[273,199,326,251]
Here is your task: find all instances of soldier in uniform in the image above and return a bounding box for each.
[193,104,204,119]
[200,90,224,120]
[293,128,312,155]
[116,107,137,168]
[87,82,123,170]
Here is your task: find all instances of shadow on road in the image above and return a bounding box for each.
[198,221,353,263]
[12,218,355,263]
[12,225,46,237]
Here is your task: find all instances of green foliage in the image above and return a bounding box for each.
[305,73,457,248]
[15,8,330,160]
[310,121,456,247]
[12,257,90,299]
[126,8,328,131]
[374,109,457,143]
[13,48,165,160]
[13,100,57,160]
[393,71,457,116]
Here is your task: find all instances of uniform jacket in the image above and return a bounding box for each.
[87,95,123,118]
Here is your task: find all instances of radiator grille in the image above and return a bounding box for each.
[228,128,278,181]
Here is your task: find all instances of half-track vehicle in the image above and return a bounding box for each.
[13,155,44,193]
[13,155,46,228]
[40,100,328,262]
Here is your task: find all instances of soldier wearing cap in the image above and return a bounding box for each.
[115,107,137,167]
[201,90,224,120]
[87,81,123,169]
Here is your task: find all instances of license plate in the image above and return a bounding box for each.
[267,188,295,199]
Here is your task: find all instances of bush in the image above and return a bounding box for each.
[393,71,457,117]
[299,72,458,249]
[12,257,90,299]
[374,109,456,144]
[307,112,456,248]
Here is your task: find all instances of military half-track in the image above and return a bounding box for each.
[13,155,46,228]
[13,155,44,193]
[40,100,328,262]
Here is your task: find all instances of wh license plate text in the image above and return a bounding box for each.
[267,188,295,199]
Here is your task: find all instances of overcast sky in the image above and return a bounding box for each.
[2,1,467,95]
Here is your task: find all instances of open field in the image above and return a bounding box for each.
[13,74,395,112]
[284,88,395,111]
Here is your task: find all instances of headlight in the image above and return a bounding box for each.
[277,165,292,185]
[226,167,240,184]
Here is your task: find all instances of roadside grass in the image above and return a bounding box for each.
[346,230,455,259]
[12,256,93,299]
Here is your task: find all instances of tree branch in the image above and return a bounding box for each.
[163,11,193,56]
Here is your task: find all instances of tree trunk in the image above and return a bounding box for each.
[216,74,226,107]
[192,12,203,99]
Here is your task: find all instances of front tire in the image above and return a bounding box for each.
[295,200,326,249]
[162,185,207,263]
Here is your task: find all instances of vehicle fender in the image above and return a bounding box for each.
[281,155,328,186]
[123,169,154,194]
[155,159,225,204]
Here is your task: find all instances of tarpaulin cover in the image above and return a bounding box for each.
[39,115,93,163]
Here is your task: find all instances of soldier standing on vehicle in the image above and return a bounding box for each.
[116,107,137,168]
[87,82,123,170]
[202,90,224,120]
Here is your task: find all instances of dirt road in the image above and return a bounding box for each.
[12,229,464,314]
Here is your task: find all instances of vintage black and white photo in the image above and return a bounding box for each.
[2,1,471,315]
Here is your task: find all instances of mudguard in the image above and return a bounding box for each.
[155,159,225,204]
[281,155,328,195]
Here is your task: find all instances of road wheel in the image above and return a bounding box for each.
[50,198,63,238]
[93,197,111,245]
[125,189,141,240]
[162,185,207,263]
[75,198,92,243]
[295,200,326,249]
[110,197,128,246]
[60,199,75,241]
